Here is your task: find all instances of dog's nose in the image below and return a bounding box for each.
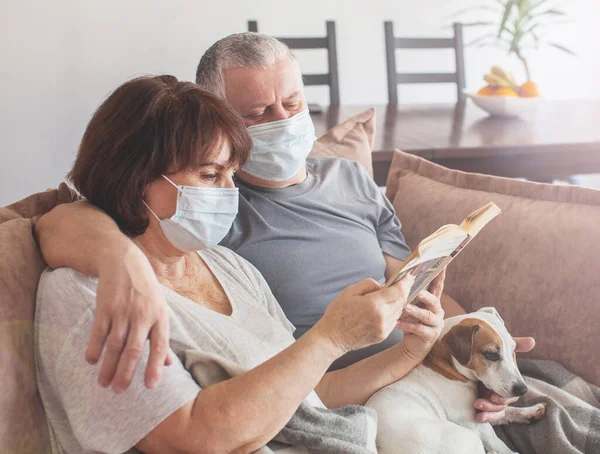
[512,382,528,397]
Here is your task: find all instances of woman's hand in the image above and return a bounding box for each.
[396,270,446,361]
[314,274,415,355]
[89,244,173,394]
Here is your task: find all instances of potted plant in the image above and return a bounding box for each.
[457,0,575,98]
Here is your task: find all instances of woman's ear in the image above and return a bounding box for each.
[444,323,480,366]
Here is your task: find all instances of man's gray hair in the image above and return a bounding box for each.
[196,32,299,99]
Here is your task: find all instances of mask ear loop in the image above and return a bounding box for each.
[162,174,184,194]
[143,175,184,222]
[142,200,163,222]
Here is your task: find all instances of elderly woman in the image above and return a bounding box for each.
[34,75,444,454]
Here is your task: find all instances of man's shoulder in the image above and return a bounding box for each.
[307,156,364,175]
[307,157,375,194]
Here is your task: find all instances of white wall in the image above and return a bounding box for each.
[1,0,599,205]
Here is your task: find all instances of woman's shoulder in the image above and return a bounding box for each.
[199,246,263,294]
[39,266,99,296]
[35,267,98,362]
[200,245,253,271]
[37,267,98,322]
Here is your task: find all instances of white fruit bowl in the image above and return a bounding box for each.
[465,92,541,118]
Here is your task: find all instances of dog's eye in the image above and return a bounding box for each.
[482,351,501,362]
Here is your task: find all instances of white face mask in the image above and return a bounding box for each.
[243,108,317,182]
[144,175,238,252]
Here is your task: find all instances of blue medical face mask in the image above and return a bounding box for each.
[243,108,317,182]
[143,175,238,252]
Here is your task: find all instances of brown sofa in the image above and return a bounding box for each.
[386,150,600,387]
[2,133,599,451]
[0,183,77,453]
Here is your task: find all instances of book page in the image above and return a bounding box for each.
[401,232,469,274]
[385,202,501,305]
[460,202,502,236]
[389,235,471,304]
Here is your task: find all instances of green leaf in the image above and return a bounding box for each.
[522,22,542,35]
[508,19,525,55]
[475,40,498,49]
[528,0,553,13]
[465,33,498,46]
[451,6,500,17]
[461,21,496,27]
[537,9,568,17]
[498,0,515,38]
[517,0,529,19]
[531,30,541,48]
[547,42,577,55]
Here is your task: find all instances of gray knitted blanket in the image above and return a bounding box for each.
[184,350,377,454]
[495,359,600,454]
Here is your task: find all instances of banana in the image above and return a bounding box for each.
[483,66,520,91]
[484,73,511,87]
[491,66,511,82]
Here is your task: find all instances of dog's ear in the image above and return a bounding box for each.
[444,323,480,366]
[477,307,505,325]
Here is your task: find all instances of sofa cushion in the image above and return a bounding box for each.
[385,150,600,386]
[0,184,77,453]
[310,108,375,177]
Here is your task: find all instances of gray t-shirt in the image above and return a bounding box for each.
[222,158,411,366]
[35,246,323,454]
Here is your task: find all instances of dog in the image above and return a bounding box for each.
[365,307,546,454]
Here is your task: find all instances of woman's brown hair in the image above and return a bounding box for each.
[69,75,252,236]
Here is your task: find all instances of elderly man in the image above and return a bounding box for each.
[36,32,532,422]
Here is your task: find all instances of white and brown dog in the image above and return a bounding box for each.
[366,307,546,454]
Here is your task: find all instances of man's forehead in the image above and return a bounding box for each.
[247,91,301,109]
[223,60,304,111]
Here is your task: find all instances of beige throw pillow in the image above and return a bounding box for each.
[310,108,375,177]
[385,149,600,386]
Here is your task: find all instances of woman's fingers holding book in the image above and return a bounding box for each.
[427,267,447,299]
[403,303,439,327]
[383,272,415,305]
[396,291,445,359]
[396,320,440,340]
[414,290,444,316]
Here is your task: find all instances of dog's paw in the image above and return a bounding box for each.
[527,403,546,422]
[503,403,546,425]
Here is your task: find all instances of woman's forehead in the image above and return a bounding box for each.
[212,142,233,166]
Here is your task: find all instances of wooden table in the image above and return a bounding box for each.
[311,100,600,186]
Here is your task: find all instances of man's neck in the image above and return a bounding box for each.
[236,166,307,189]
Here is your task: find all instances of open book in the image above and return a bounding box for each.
[385,202,502,304]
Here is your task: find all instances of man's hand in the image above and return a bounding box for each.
[396,269,446,361]
[89,244,173,394]
[473,336,536,422]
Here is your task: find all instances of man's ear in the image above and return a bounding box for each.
[444,323,479,366]
[477,307,505,325]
